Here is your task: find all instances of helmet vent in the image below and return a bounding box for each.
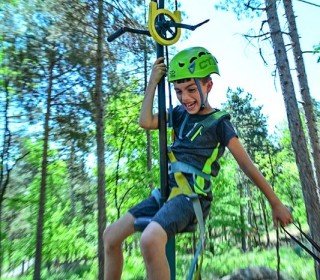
[198,51,206,57]
[178,62,185,67]
[189,56,197,64]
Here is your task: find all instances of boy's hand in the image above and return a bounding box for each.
[272,203,293,227]
[149,57,166,85]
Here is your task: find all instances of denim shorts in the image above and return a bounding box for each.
[128,193,211,239]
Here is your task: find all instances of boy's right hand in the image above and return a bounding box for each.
[272,202,293,227]
[149,57,166,85]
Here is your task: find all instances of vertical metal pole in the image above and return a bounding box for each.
[156,6,168,203]
[156,0,176,279]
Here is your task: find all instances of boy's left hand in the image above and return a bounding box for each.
[272,203,293,227]
[150,57,166,85]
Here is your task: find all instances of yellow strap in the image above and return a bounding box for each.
[168,150,193,199]
[195,143,220,193]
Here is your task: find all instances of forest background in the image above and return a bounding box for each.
[0,0,320,279]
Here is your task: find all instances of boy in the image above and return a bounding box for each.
[103,47,292,280]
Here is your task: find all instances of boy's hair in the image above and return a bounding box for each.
[175,76,212,84]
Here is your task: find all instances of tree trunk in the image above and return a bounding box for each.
[283,0,320,189]
[260,198,270,247]
[94,0,107,279]
[265,1,320,277]
[33,54,55,280]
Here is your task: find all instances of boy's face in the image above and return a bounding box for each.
[173,79,213,114]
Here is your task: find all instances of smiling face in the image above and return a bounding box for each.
[174,78,213,115]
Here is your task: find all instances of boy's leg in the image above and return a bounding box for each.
[140,194,199,280]
[103,213,135,280]
[140,221,169,280]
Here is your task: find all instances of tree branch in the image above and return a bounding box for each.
[297,0,320,8]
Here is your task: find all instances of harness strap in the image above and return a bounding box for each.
[167,110,229,279]
[167,149,205,280]
[151,188,161,206]
[179,109,230,142]
[186,194,205,280]
[170,161,212,181]
[178,113,190,140]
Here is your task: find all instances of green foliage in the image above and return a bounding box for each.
[174,245,315,279]
[202,246,315,279]
[223,87,269,158]
[105,82,160,221]
[2,139,97,277]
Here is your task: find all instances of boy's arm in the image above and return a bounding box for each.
[139,57,166,130]
[227,137,293,227]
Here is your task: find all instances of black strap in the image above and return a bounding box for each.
[276,227,281,280]
[165,45,173,128]
[178,112,189,139]
[282,222,320,263]
[194,79,205,110]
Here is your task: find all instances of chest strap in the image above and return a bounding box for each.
[179,109,230,142]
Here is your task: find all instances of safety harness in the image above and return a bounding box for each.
[154,109,230,280]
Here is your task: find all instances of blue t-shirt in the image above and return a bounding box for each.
[169,105,237,194]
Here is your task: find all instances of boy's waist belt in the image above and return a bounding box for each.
[169,161,211,181]
[168,148,212,196]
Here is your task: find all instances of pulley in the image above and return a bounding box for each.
[148,1,182,46]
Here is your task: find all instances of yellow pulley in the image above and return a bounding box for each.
[148,1,182,46]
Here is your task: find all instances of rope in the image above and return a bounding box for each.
[282,222,320,263]
[276,221,320,280]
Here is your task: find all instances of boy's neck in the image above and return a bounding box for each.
[196,106,214,115]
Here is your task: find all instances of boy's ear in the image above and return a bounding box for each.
[206,80,213,93]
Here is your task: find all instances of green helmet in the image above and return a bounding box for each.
[168,47,219,82]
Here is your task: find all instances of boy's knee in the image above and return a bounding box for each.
[140,231,154,251]
[140,224,167,258]
[140,233,156,259]
[103,224,119,252]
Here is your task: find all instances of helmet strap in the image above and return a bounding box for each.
[194,79,205,110]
